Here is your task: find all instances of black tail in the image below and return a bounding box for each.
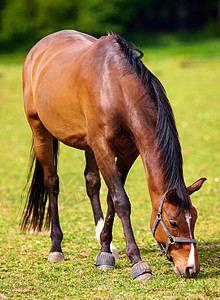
[21,137,59,231]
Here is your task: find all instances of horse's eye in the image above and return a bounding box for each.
[169,221,177,228]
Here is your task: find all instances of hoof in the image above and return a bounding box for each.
[131,261,153,280]
[48,251,65,262]
[135,273,153,281]
[111,249,121,260]
[97,264,115,270]
[94,251,115,269]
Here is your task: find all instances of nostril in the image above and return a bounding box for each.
[185,266,195,278]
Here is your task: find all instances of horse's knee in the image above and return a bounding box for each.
[113,195,131,219]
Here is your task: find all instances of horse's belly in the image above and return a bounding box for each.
[38,109,87,149]
[38,108,87,149]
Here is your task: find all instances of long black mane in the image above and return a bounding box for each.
[113,34,189,208]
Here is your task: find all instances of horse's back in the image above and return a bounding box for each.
[23,30,97,93]
[25,30,96,62]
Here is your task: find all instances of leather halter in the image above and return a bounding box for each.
[151,194,197,261]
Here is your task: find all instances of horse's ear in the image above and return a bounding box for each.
[187,178,207,195]
[165,188,177,204]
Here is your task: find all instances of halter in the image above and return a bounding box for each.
[151,194,197,261]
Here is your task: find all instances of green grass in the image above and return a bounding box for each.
[0,39,220,299]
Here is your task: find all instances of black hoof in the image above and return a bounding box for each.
[131,261,153,280]
[94,251,115,270]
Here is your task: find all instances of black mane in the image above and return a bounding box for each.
[112,34,189,208]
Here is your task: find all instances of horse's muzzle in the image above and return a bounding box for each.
[174,264,200,278]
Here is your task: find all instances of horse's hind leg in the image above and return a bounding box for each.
[30,117,64,262]
[84,149,103,226]
[84,149,120,259]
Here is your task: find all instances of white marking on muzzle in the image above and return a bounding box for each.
[185,212,195,267]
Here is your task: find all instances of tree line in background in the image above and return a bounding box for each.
[0,0,219,52]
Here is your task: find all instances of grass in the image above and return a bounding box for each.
[0,38,220,299]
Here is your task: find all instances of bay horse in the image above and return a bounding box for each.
[22,30,206,281]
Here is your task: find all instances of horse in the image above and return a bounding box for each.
[22,30,206,281]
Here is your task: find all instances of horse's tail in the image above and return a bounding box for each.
[21,137,59,232]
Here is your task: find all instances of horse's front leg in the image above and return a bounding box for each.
[96,152,139,265]
[92,141,153,280]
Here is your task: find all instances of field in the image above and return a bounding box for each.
[0,38,220,299]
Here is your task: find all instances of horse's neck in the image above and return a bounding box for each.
[137,132,166,206]
[127,105,166,207]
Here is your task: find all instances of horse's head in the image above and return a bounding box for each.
[150,178,206,278]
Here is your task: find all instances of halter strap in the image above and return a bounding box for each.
[152,194,197,260]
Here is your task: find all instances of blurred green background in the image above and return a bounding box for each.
[0,0,219,52]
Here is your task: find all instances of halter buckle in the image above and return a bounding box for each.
[169,236,175,245]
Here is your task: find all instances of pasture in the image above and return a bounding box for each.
[0,39,220,299]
